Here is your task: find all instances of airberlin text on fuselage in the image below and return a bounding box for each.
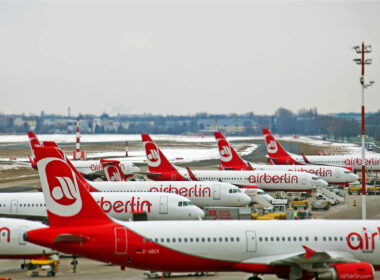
[288,167,332,177]
[344,158,380,166]
[96,197,151,213]
[347,227,380,253]
[90,163,125,171]
[149,185,211,197]
[248,173,298,184]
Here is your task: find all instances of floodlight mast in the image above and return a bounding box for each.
[352,41,374,220]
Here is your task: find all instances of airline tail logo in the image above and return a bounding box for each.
[104,165,122,181]
[265,136,278,154]
[145,142,161,167]
[38,157,82,217]
[217,140,232,162]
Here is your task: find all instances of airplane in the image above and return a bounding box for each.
[89,181,251,208]
[263,129,380,172]
[0,218,55,259]
[215,131,358,185]
[30,139,251,208]
[0,192,204,221]
[27,131,140,179]
[25,145,380,280]
[142,134,328,192]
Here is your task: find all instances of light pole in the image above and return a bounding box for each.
[352,42,374,220]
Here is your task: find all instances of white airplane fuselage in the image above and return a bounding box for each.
[72,160,140,176]
[249,164,358,184]
[0,193,204,221]
[289,154,380,172]
[0,218,54,258]
[90,181,251,208]
[173,170,328,192]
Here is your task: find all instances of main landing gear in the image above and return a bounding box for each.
[247,274,262,280]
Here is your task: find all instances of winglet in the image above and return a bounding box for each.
[301,153,310,164]
[303,245,316,259]
[318,151,322,156]
[218,164,225,170]
[186,166,198,181]
[268,158,275,165]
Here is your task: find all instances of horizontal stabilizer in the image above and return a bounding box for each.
[54,234,90,243]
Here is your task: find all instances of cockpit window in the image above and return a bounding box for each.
[178,201,193,207]
[312,177,319,180]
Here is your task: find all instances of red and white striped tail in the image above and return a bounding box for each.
[125,141,129,157]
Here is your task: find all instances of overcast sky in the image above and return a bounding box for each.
[1,1,379,116]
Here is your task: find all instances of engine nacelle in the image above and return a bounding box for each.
[317,262,374,280]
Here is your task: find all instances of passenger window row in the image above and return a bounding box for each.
[258,236,350,242]
[143,236,241,244]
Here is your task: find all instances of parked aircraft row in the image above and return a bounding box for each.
[142,134,329,192]
[215,131,359,185]
[19,145,379,280]
[263,129,380,172]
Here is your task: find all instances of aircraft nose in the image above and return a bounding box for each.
[240,194,252,206]
[351,173,359,181]
[196,208,205,219]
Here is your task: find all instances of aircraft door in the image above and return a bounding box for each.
[114,227,127,254]
[159,196,168,214]
[10,200,18,214]
[213,184,221,200]
[246,231,257,253]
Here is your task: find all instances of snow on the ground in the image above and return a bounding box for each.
[0,134,260,144]
[0,144,258,165]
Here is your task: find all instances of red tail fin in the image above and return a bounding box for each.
[100,159,127,181]
[262,129,292,159]
[214,132,249,170]
[40,142,98,193]
[141,134,178,173]
[34,146,110,227]
[27,131,41,160]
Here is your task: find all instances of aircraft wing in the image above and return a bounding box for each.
[236,246,358,276]
[136,172,162,177]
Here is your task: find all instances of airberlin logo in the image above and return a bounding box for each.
[248,173,298,184]
[38,157,82,217]
[266,136,278,154]
[347,227,380,253]
[145,142,161,167]
[0,227,10,243]
[218,140,232,162]
[104,166,122,181]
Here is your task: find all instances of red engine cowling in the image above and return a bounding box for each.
[317,262,374,280]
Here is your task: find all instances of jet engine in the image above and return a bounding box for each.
[317,262,374,280]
